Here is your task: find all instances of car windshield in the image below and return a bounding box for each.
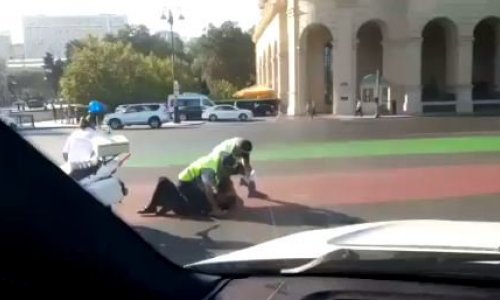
[8,0,500,279]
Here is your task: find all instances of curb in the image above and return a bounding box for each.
[19,126,77,131]
[19,121,206,131]
[162,121,205,127]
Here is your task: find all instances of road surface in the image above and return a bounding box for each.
[22,116,500,265]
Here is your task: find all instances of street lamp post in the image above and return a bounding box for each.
[162,9,184,123]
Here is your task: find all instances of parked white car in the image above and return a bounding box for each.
[103,103,170,129]
[114,105,129,113]
[202,105,253,122]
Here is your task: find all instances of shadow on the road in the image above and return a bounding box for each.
[210,119,266,124]
[133,225,253,265]
[224,198,364,227]
[141,213,214,222]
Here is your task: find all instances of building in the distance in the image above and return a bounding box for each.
[0,33,11,60]
[254,0,500,116]
[10,44,25,60]
[0,34,10,106]
[23,14,127,59]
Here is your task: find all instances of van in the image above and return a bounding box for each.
[167,93,215,121]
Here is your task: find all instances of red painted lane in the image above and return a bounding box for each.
[115,164,500,221]
[253,164,500,206]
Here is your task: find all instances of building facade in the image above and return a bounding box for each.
[254,0,500,115]
[0,34,11,60]
[23,14,127,59]
[0,34,10,106]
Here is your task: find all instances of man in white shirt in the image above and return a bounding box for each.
[62,117,99,180]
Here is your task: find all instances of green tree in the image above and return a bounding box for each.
[103,25,186,61]
[7,71,53,100]
[208,79,238,100]
[0,59,9,105]
[60,37,176,106]
[42,52,64,95]
[65,39,85,62]
[188,21,255,92]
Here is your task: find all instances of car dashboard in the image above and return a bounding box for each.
[213,276,500,300]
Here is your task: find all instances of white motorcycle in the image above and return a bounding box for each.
[61,134,131,207]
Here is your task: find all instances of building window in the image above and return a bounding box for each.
[324,42,333,104]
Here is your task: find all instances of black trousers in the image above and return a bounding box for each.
[148,177,211,216]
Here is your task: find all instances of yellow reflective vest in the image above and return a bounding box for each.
[178,154,221,183]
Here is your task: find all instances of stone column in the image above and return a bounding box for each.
[263,54,268,86]
[267,51,272,87]
[332,17,357,115]
[404,37,423,114]
[256,56,260,84]
[271,49,277,90]
[286,0,299,115]
[455,35,474,113]
[278,51,288,101]
[262,58,266,85]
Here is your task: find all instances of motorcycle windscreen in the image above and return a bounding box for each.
[86,178,124,206]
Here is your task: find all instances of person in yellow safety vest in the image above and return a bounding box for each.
[209,137,267,199]
[138,153,240,217]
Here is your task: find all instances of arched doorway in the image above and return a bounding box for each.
[356,21,384,100]
[421,18,458,102]
[473,17,500,100]
[300,24,334,114]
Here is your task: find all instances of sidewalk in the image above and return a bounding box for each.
[320,114,414,121]
[29,120,205,130]
[33,120,78,129]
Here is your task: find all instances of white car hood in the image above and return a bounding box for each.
[189,220,500,267]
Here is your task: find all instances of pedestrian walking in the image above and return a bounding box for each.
[306,102,316,119]
[355,99,363,117]
[52,104,57,121]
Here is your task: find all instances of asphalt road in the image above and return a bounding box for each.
[22,116,500,266]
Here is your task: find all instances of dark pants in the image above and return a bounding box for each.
[147,177,238,216]
[69,165,99,181]
[147,177,211,216]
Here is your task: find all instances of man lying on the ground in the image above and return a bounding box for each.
[138,153,241,217]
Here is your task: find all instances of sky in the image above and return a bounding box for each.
[0,0,261,43]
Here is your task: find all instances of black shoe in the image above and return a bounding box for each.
[137,207,157,214]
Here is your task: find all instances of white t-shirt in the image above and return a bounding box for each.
[62,128,98,164]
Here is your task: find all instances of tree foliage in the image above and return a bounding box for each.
[188,21,255,91]
[65,39,85,62]
[60,37,193,106]
[60,22,256,105]
[0,60,9,104]
[42,52,64,95]
[208,79,238,100]
[7,71,53,100]
[103,25,187,61]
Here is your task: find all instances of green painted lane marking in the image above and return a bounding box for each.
[126,136,500,168]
